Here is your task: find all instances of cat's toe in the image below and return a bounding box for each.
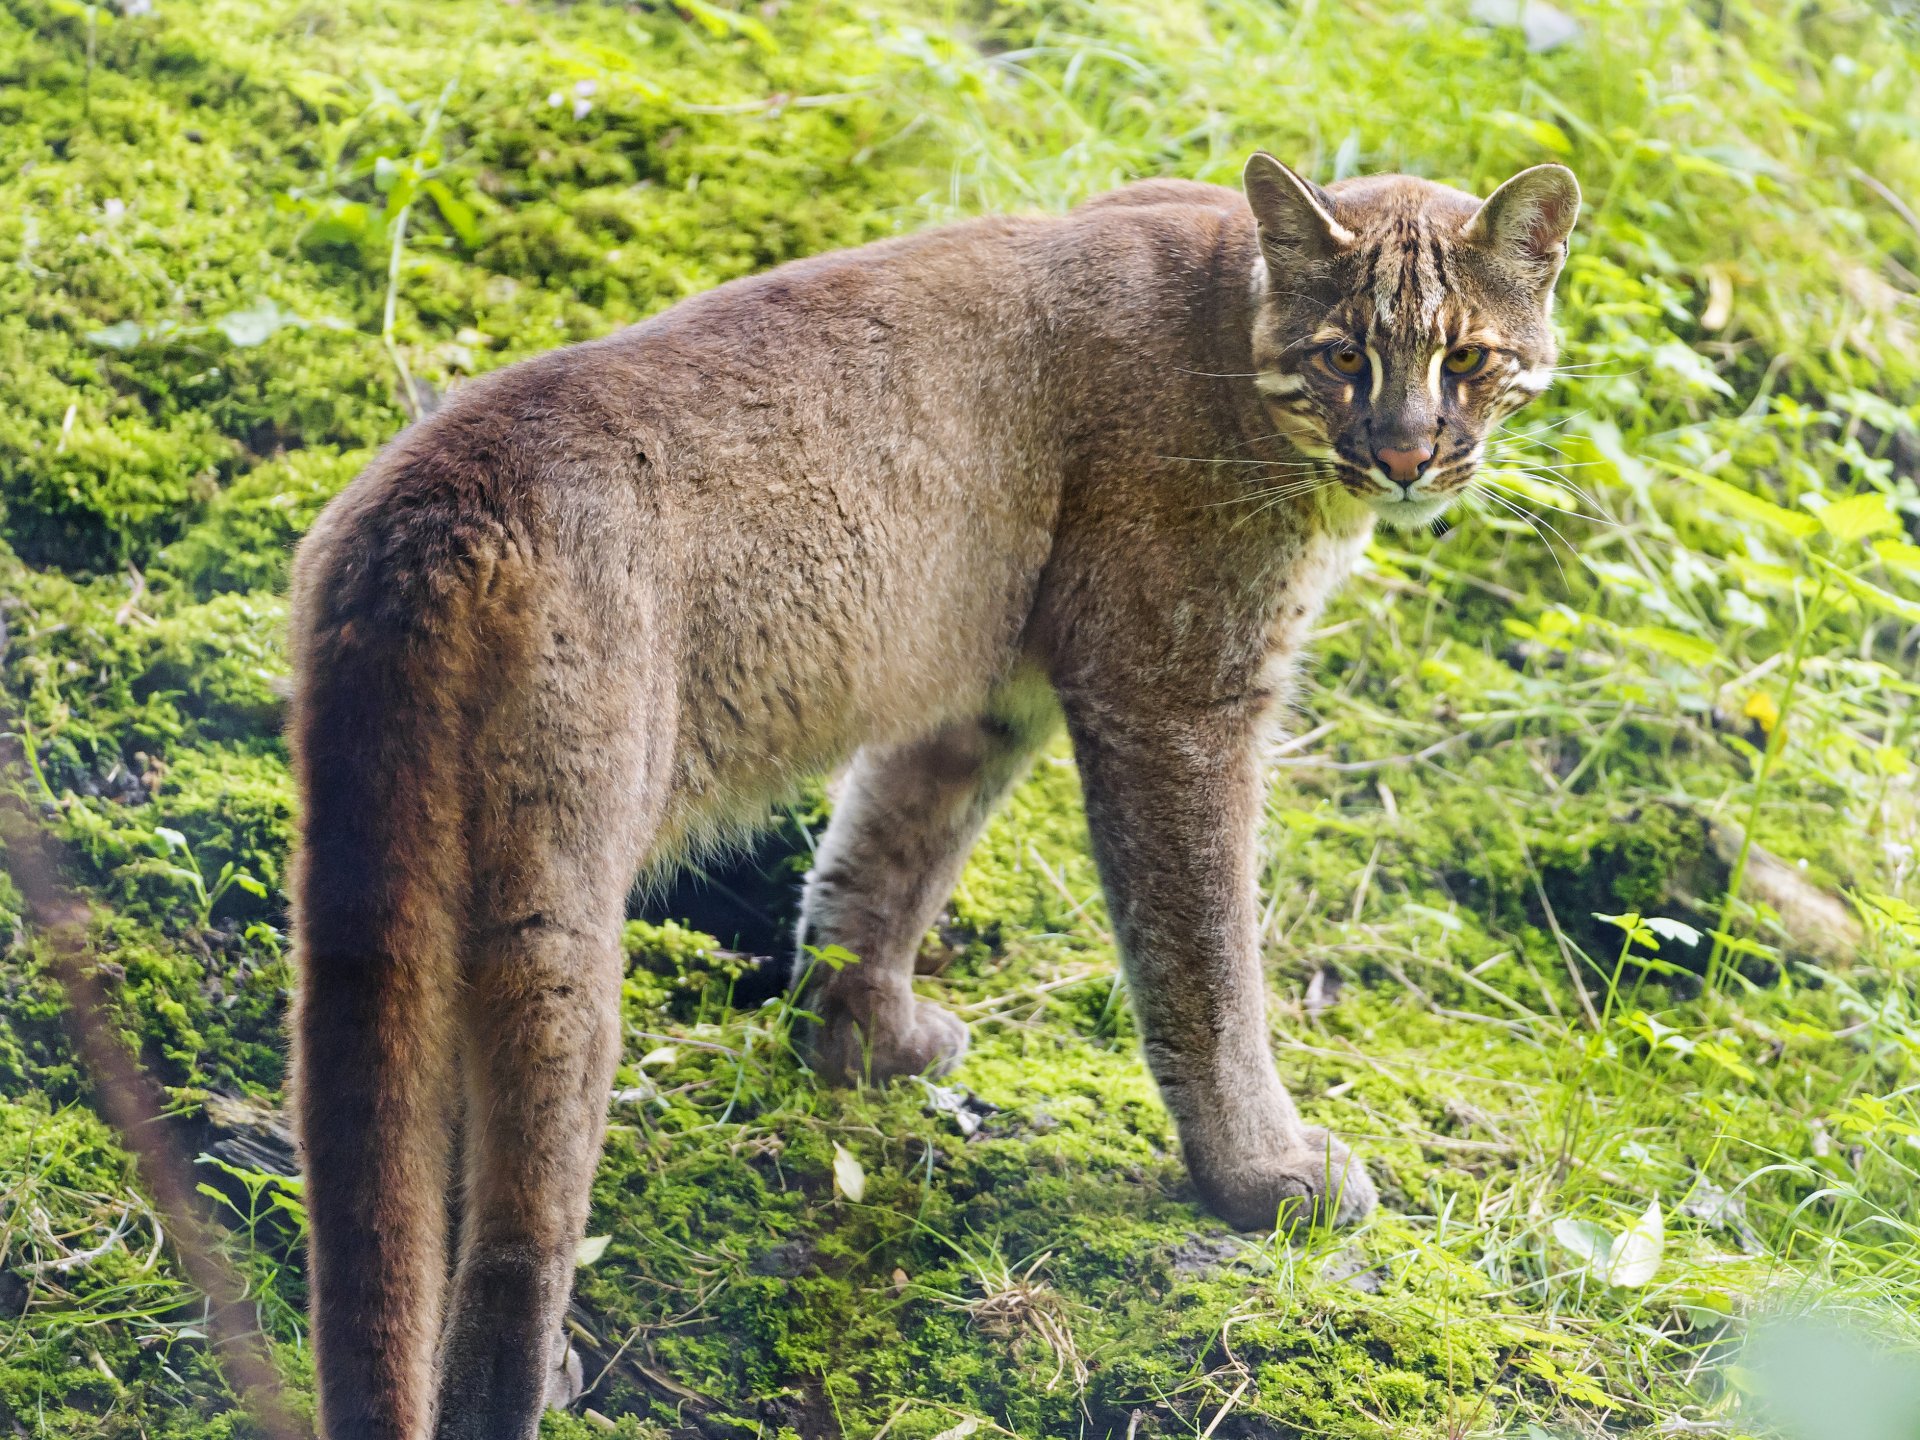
[805,995,969,1086]
[1291,1127,1377,1226]
[1196,1129,1376,1231]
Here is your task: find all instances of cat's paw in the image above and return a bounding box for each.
[1194,1127,1377,1231]
[804,994,970,1086]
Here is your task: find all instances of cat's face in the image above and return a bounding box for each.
[1244,157,1579,531]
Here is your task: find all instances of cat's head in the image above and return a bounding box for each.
[1243,154,1579,531]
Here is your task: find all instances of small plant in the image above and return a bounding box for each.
[911,1243,1088,1394]
[153,826,267,926]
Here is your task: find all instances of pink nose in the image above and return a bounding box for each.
[1374,444,1435,484]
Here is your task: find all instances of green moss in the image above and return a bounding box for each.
[154,447,366,599]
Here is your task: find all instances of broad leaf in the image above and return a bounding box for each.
[87,320,146,350]
[1814,558,1920,624]
[1816,493,1899,543]
[216,299,299,348]
[1671,465,1819,540]
[1552,1217,1613,1270]
[1620,625,1720,669]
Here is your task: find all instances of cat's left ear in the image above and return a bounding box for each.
[1465,165,1581,294]
[1243,152,1353,272]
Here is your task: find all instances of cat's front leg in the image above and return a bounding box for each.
[1065,702,1376,1230]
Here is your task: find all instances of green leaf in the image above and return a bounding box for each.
[1812,557,1920,624]
[1816,493,1899,543]
[1669,464,1819,540]
[1620,625,1720,669]
[1872,538,1920,574]
[423,180,481,248]
[215,299,299,348]
[574,1234,611,1266]
[1594,910,1656,947]
[1643,916,1702,948]
[1552,1217,1613,1269]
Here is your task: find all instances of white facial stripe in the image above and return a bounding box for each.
[1255,371,1307,397]
[1511,364,1553,393]
[1426,348,1444,405]
[1365,343,1385,400]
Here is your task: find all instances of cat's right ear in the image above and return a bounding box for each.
[1242,153,1353,271]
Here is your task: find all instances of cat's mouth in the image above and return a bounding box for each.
[1333,468,1468,531]
[1365,492,1457,531]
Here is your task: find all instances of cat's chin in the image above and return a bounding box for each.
[1365,493,1456,531]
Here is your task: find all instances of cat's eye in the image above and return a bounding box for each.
[1324,345,1365,376]
[1444,345,1488,376]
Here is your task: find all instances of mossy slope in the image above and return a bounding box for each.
[3,2,1920,1438]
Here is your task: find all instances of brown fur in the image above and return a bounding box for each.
[287,157,1577,1440]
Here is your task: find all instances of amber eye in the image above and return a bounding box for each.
[1445,345,1488,376]
[1325,345,1365,376]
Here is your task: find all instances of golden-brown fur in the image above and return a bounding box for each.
[287,157,1577,1440]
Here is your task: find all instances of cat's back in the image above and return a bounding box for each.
[296,183,1255,623]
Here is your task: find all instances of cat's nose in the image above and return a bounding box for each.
[1373,443,1435,483]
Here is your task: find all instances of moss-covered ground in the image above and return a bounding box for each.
[3,1,1919,1436]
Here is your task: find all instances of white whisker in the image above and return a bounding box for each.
[1480,471,1619,527]
[1475,485,1574,594]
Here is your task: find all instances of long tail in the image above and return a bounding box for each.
[287,490,491,1440]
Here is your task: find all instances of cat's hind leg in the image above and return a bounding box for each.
[795,678,1057,1084]
[431,599,664,1440]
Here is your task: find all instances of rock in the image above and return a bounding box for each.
[200,1093,298,1177]
[750,1240,817,1278]
[1696,814,1863,967]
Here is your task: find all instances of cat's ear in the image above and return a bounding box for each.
[1465,164,1580,294]
[1242,152,1352,270]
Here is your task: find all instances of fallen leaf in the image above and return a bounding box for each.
[920,1082,999,1138]
[1304,966,1343,1019]
[1469,0,1582,52]
[832,1142,865,1203]
[1681,1179,1762,1254]
[1606,1199,1664,1288]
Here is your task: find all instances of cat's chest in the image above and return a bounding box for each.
[1254,518,1371,702]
